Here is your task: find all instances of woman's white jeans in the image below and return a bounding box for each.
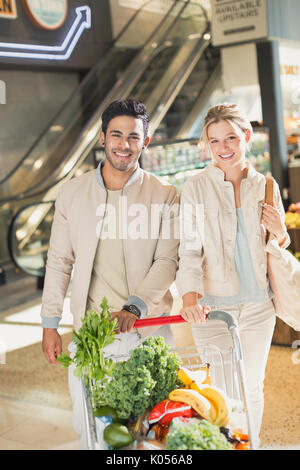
[192,299,276,448]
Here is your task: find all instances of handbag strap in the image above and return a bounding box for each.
[264,175,274,206]
[264,176,274,243]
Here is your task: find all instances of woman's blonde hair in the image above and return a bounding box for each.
[200,103,253,151]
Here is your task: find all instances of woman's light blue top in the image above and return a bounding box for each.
[199,207,272,306]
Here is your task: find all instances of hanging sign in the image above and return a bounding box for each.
[0,0,17,19]
[211,0,268,47]
[22,0,68,30]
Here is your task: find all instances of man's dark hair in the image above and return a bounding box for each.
[101,99,150,138]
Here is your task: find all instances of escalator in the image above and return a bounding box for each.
[153,43,221,141]
[3,0,219,278]
[0,0,208,203]
[0,0,183,264]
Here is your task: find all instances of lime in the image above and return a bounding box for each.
[103,423,133,449]
[93,406,120,422]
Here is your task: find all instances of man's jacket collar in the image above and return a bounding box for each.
[96,159,143,189]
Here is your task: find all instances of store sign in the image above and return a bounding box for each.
[22,0,68,30]
[0,6,91,60]
[211,0,268,47]
[0,0,17,18]
[280,64,299,76]
[279,44,300,128]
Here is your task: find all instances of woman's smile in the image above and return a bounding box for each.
[218,152,235,160]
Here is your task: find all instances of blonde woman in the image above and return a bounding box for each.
[176,103,289,448]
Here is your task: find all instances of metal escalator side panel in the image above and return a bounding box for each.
[175,59,222,140]
[147,37,211,136]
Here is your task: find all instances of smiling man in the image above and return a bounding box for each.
[40,99,179,449]
[102,116,145,174]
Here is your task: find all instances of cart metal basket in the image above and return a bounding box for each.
[81,310,255,450]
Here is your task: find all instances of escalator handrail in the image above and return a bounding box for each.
[147,32,211,134]
[0,1,208,204]
[0,0,178,187]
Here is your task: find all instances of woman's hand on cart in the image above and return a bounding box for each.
[180,305,210,323]
[180,292,210,323]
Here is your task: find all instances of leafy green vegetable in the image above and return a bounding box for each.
[101,336,182,421]
[57,297,118,406]
[165,419,232,450]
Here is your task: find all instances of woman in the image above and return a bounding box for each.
[176,103,289,448]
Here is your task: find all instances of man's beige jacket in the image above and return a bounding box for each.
[41,163,179,337]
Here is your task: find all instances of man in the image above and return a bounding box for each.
[41,99,179,448]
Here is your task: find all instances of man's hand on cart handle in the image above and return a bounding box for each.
[42,328,62,364]
[111,310,137,334]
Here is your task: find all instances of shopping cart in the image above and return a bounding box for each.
[81,310,255,450]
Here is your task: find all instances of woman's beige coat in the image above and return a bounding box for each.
[176,162,289,298]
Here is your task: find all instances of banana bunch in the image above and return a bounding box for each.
[172,367,230,427]
[169,388,213,422]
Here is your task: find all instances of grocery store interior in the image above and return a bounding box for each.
[1,0,300,451]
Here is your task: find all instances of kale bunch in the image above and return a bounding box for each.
[101,336,182,421]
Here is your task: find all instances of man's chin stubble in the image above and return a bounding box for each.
[106,154,139,172]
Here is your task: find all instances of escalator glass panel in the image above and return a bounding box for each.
[9,202,54,277]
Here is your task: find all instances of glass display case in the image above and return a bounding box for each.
[141,138,208,192]
[246,126,271,175]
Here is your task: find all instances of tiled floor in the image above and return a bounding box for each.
[0,292,80,450]
[0,397,79,450]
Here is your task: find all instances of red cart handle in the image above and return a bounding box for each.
[133,311,238,331]
[133,315,187,328]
